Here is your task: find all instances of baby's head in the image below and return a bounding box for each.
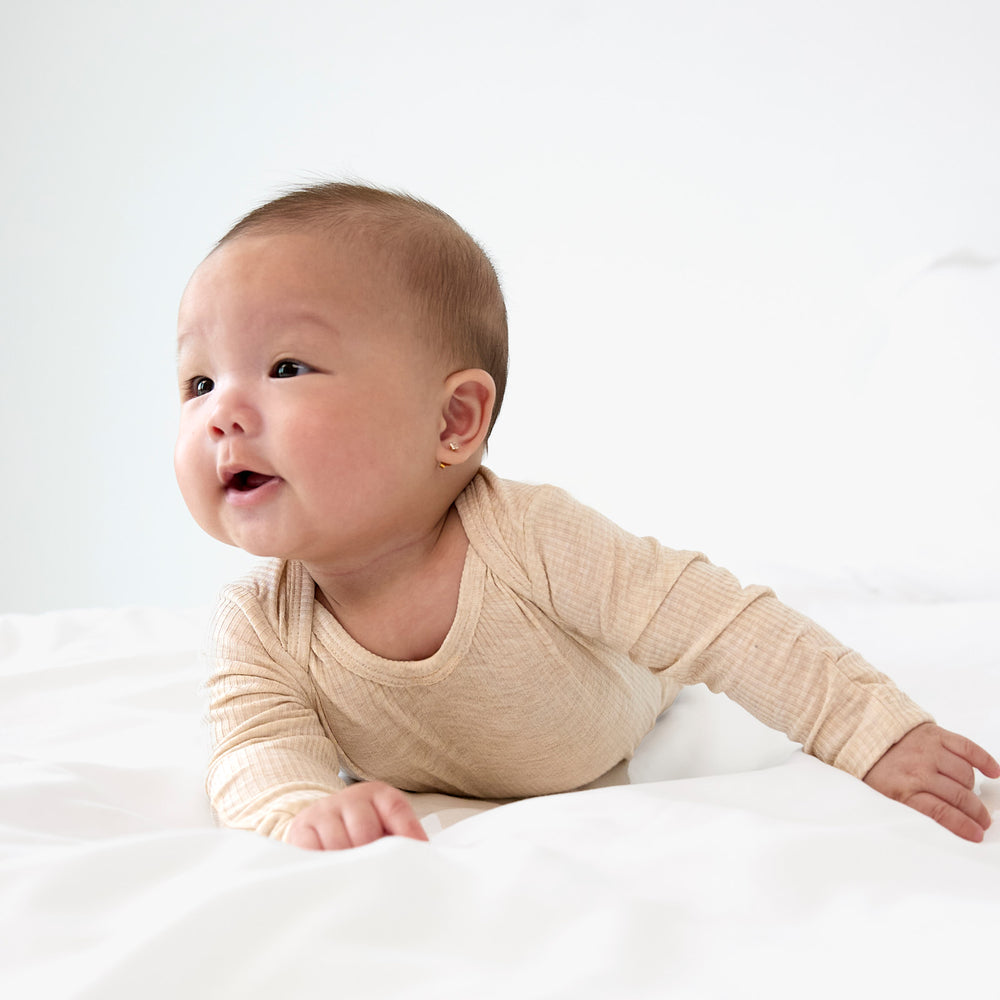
[214,183,508,428]
[174,182,508,564]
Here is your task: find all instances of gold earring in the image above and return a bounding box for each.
[439,441,460,468]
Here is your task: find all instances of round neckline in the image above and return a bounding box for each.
[309,543,485,686]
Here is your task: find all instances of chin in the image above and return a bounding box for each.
[230,535,286,558]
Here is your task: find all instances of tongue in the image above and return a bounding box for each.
[242,472,273,490]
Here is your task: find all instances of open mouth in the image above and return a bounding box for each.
[226,470,277,492]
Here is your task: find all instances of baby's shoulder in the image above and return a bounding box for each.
[217,557,293,608]
[457,469,604,592]
[460,467,580,534]
[212,558,315,659]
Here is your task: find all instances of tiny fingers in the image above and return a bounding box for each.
[288,811,351,851]
[860,724,997,843]
[317,815,353,850]
[937,750,977,791]
[909,790,989,843]
[939,776,992,830]
[341,798,391,848]
[286,821,324,851]
[905,769,993,842]
[941,729,1000,778]
[287,783,430,852]
[373,786,430,842]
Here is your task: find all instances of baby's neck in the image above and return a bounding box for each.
[308,506,469,661]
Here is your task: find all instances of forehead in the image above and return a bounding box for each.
[175,229,434,367]
[180,229,390,322]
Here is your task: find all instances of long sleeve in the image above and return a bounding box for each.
[206,568,344,841]
[513,481,933,779]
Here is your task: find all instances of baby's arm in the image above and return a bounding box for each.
[286,782,428,850]
[519,485,996,841]
[209,662,426,848]
[208,589,427,849]
[206,653,344,840]
[863,723,1000,842]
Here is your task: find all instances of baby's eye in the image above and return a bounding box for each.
[186,376,214,398]
[271,359,312,379]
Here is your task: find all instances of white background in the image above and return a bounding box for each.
[2,0,997,613]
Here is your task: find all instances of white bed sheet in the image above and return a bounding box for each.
[1,591,998,999]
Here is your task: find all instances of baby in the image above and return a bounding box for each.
[174,182,998,850]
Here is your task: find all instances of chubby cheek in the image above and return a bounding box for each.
[173,429,227,542]
[290,423,367,495]
[289,420,407,520]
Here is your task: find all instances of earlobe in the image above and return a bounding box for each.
[436,369,495,468]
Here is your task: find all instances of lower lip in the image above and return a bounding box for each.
[225,476,282,507]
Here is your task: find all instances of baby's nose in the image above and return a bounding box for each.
[208,414,245,439]
[207,388,258,438]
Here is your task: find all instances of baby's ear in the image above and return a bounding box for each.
[437,369,496,466]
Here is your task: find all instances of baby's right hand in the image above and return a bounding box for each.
[286,781,429,851]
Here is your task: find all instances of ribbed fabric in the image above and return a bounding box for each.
[205,468,932,841]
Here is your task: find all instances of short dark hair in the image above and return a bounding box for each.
[217,181,508,435]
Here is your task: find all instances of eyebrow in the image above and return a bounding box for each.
[175,309,341,361]
[175,327,203,364]
[280,309,343,335]
[175,330,193,363]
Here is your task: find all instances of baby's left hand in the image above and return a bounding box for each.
[863,723,1000,842]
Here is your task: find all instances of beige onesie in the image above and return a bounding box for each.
[206,468,932,840]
